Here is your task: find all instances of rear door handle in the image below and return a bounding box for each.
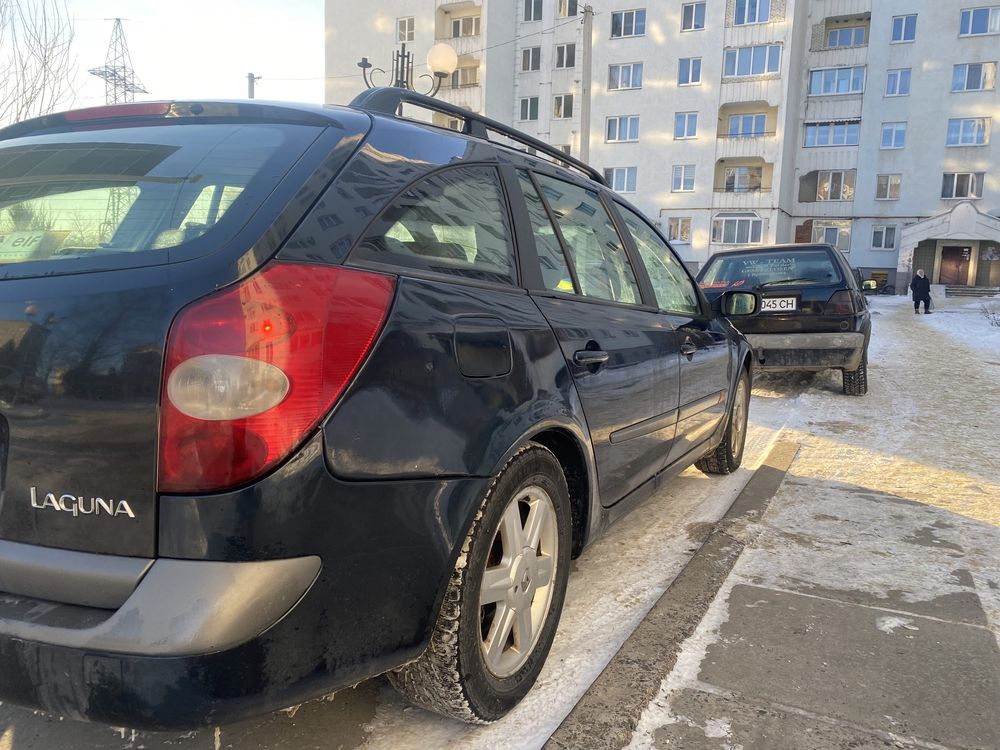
[680,341,698,356]
[573,349,610,366]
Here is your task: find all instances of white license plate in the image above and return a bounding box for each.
[761,297,798,312]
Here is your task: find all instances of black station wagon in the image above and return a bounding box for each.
[0,89,757,729]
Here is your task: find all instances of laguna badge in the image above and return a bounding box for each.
[30,487,136,519]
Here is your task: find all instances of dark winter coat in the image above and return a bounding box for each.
[910,274,931,301]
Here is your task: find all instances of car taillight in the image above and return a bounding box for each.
[158,262,395,494]
[826,290,855,315]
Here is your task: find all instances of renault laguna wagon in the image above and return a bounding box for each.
[0,89,757,729]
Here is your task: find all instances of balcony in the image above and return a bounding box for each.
[437,33,482,58]
[438,83,483,113]
[436,0,480,10]
[715,132,779,161]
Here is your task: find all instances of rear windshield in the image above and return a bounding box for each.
[0,123,321,268]
[699,249,843,290]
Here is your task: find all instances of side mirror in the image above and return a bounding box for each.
[862,280,878,292]
[721,291,758,316]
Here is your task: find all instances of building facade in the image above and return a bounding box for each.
[325,0,1000,287]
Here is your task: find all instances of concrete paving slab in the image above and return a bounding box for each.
[699,584,1000,749]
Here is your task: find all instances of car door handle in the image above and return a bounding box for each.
[680,341,698,356]
[573,349,610,366]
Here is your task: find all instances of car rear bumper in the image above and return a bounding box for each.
[745,332,866,371]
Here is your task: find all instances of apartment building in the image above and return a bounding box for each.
[325,1,1000,287]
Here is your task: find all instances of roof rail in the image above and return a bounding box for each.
[350,87,607,186]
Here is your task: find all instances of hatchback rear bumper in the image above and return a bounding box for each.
[745,332,866,371]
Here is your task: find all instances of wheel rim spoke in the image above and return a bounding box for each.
[513,603,534,650]
[535,554,554,587]
[500,501,526,551]
[480,565,512,607]
[522,499,548,551]
[485,603,516,665]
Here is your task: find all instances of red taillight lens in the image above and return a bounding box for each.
[65,102,172,121]
[158,262,395,494]
[825,290,855,315]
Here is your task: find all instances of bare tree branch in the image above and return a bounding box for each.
[0,0,77,125]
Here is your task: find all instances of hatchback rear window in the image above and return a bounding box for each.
[0,123,322,268]
[699,249,843,289]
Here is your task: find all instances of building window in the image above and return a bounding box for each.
[553,94,574,119]
[724,166,763,193]
[682,2,706,31]
[876,174,902,200]
[960,6,1000,36]
[606,115,640,142]
[555,43,576,68]
[604,167,638,192]
[891,14,917,42]
[809,66,866,95]
[880,122,907,149]
[450,66,479,88]
[672,164,696,192]
[558,0,578,17]
[609,62,644,89]
[724,45,781,78]
[872,225,897,250]
[947,117,990,145]
[734,0,770,26]
[942,172,985,198]
[611,9,646,37]
[452,16,480,37]
[678,57,702,85]
[886,68,911,96]
[816,170,856,201]
[557,145,572,155]
[728,113,767,137]
[524,0,543,22]
[667,217,692,242]
[811,220,851,250]
[804,120,861,147]
[712,214,763,244]
[674,112,698,139]
[520,96,539,121]
[397,17,414,42]
[828,27,866,48]
[522,47,541,71]
[953,62,997,91]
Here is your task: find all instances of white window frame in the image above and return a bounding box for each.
[604,167,638,193]
[672,164,696,192]
[886,68,911,96]
[880,122,907,149]
[522,47,541,71]
[876,174,902,201]
[558,0,578,17]
[734,0,770,26]
[681,2,706,31]
[941,172,986,199]
[724,166,763,193]
[816,170,856,201]
[678,57,702,85]
[960,6,1000,36]
[397,16,414,42]
[555,43,576,69]
[609,62,643,90]
[553,93,574,119]
[450,66,479,88]
[667,217,692,243]
[803,121,861,147]
[606,115,640,142]
[452,16,480,37]
[728,113,767,138]
[811,220,852,250]
[674,111,698,139]
[872,225,897,250]
[723,45,782,78]
[611,9,647,38]
[952,62,998,91]
[947,117,990,146]
[827,26,866,48]
[891,14,917,43]
[519,96,539,121]
[809,66,866,96]
[712,214,763,245]
[524,0,543,22]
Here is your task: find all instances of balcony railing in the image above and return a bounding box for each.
[716,131,776,139]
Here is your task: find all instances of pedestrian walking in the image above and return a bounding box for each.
[910,269,931,314]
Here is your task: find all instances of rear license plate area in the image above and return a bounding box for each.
[761,296,798,312]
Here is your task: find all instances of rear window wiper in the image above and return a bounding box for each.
[757,277,826,288]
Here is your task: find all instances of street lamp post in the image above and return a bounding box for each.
[358,42,458,97]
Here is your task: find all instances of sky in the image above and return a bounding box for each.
[62,0,326,110]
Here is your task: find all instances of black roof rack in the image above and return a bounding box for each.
[350,87,607,186]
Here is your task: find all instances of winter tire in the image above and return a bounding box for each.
[696,368,750,476]
[388,442,572,723]
[842,352,868,396]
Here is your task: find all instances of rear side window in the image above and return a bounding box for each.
[616,203,700,315]
[352,166,515,284]
[0,123,322,267]
[699,249,843,289]
[517,170,575,292]
[534,173,640,304]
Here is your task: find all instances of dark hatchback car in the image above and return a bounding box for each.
[697,244,871,395]
[0,89,757,730]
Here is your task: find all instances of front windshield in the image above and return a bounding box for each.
[699,249,842,289]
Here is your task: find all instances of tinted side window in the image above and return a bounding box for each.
[352,166,515,284]
[534,173,640,304]
[616,204,701,315]
[517,170,575,293]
